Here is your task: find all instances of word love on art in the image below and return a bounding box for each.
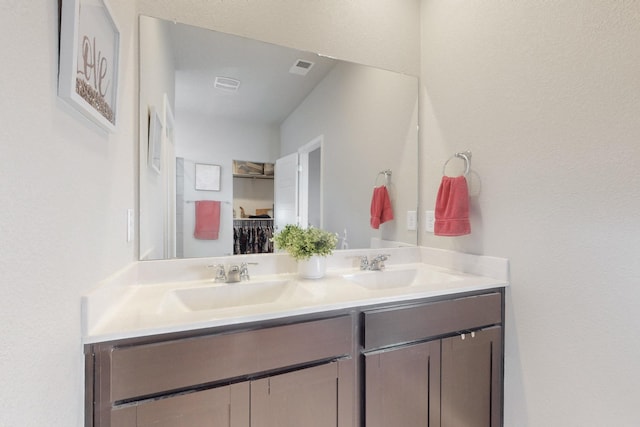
[76,35,114,124]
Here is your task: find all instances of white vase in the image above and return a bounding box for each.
[297,256,327,279]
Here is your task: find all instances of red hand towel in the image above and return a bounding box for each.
[370,186,394,229]
[434,176,470,236]
[194,201,221,240]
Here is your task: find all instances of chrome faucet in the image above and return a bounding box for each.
[209,262,257,283]
[357,254,390,271]
[369,254,390,271]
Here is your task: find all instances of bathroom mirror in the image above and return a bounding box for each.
[139,15,418,260]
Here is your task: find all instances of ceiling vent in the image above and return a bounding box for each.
[214,76,241,92]
[289,59,315,76]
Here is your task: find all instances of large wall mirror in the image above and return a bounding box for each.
[139,15,418,261]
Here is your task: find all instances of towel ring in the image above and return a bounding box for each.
[374,169,392,186]
[442,151,472,176]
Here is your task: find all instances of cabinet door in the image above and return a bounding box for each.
[441,326,502,427]
[117,382,249,427]
[251,362,339,427]
[365,340,441,427]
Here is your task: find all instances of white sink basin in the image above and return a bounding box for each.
[164,280,303,312]
[342,268,419,290]
[342,267,464,290]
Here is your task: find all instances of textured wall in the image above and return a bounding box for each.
[419,1,640,425]
[0,0,137,425]
[0,1,420,425]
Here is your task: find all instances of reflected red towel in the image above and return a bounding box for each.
[194,201,221,240]
[434,176,470,236]
[370,186,394,229]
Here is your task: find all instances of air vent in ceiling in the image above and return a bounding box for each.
[214,76,241,92]
[289,59,315,76]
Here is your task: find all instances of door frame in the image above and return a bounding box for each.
[298,135,323,229]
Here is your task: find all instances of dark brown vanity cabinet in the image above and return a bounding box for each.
[86,290,504,427]
[439,326,502,427]
[87,315,355,427]
[111,363,343,427]
[251,362,342,427]
[363,292,504,427]
[365,340,440,426]
[111,382,250,426]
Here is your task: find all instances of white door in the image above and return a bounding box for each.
[274,152,299,232]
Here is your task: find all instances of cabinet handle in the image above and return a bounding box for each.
[461,331,478,340]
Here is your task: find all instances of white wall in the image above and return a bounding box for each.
[0,1,137,425]
[281,62,419,248]
[0,1,420,425]
[419,1,640,425]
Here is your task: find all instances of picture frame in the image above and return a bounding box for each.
[58,0,120,132]
[195,164,221,191]
[148,107,162,174]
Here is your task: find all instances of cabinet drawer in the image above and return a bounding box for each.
[109,315,353,402]
[363,293,501,350]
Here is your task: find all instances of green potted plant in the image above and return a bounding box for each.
[272,224,338,279]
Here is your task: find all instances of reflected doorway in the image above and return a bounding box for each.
[299,136,323,229]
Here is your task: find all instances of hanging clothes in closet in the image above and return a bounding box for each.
[233,219,274,255]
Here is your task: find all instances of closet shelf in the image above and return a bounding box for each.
[233,173,274,180]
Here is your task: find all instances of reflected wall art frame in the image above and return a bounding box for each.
[58,0,120,132]
[148,107,162,174]
[195,164,222,191]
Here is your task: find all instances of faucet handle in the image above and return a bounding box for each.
[208,264,227,282]
[370,254,391,270]
[240,262,250,281]
[239,262,258,281]
[359,256,369,270]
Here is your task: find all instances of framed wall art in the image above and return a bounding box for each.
[58,0,120,132]
[195,164,221,191]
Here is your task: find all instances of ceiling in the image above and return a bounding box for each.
[168,21,337,125]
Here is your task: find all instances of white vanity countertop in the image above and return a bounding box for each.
[83,247,509,344]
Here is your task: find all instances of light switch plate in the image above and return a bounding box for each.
[407,210,417,231]
[425,210,435,233]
